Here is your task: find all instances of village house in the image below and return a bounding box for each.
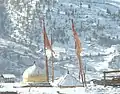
[0,74,16,83]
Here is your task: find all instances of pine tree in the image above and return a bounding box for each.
[106,8,111,15]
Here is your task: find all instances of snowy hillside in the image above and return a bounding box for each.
[0,0,120,83]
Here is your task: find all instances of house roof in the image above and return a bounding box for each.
[1,74,16,78]
[57,73,82,87]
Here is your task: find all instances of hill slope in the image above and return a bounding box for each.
[0,0,120,81]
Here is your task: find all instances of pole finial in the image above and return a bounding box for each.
[67,69,69,74]
[34,61,36,65]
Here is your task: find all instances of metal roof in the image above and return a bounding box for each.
[57,74,82,87]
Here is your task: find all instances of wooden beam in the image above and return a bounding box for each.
[103,76,120,78]
[103,70,120,73]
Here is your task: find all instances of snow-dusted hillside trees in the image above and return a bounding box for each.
[0,0,120,81]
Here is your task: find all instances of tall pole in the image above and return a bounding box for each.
[78,54,85,86]
[72,19,86,87]
[43,19,49,82]
[51,33,54,82]
[45,55,49,82]
[79,55,86,87]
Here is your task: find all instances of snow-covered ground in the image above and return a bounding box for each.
[1,83,120,94]
[0,86,87,94]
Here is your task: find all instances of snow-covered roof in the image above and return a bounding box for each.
[1,74,16,79]
[57,73,82,87]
